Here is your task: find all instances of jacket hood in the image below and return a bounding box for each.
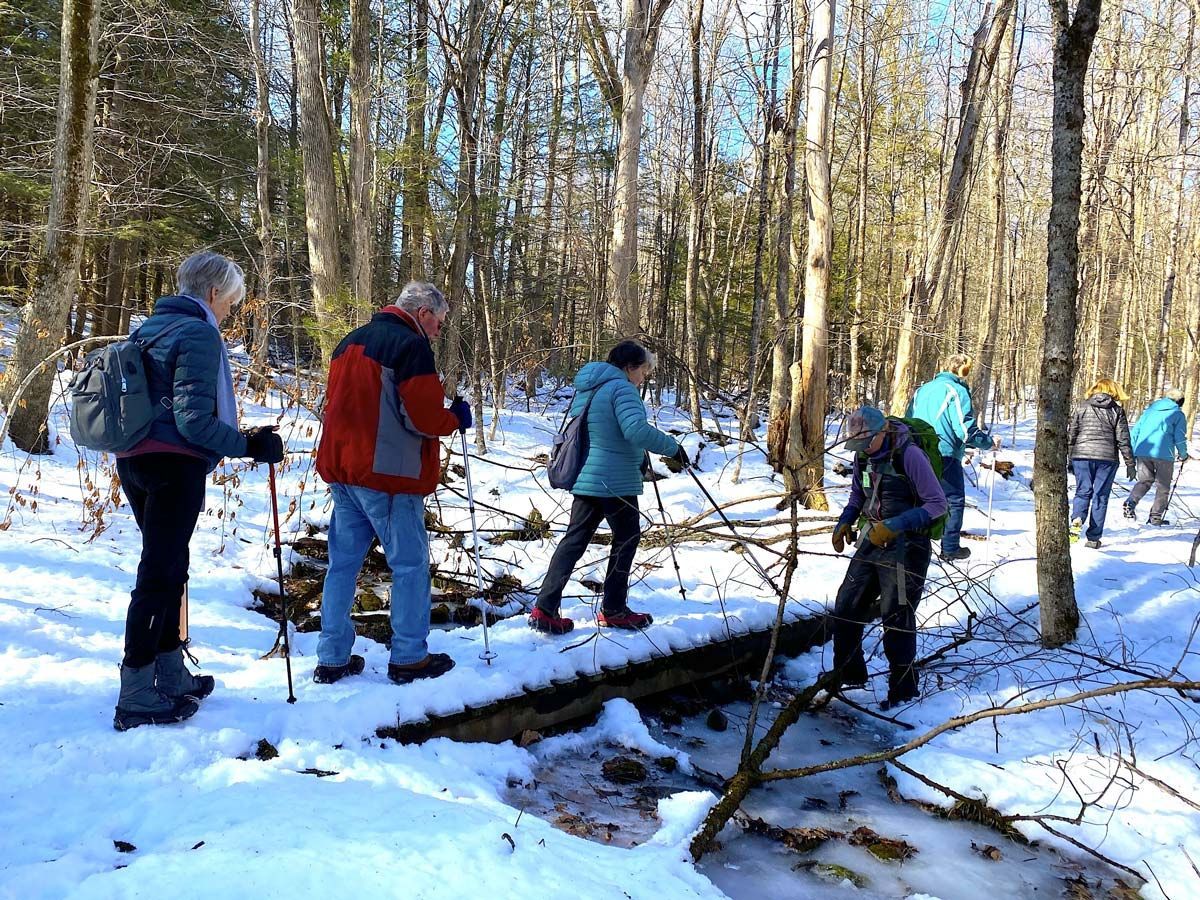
[1087,393,1118,409]
[1147,397,1183,414]
[151,295,209,319]
[934,370,968,388]
[575,361,628,392]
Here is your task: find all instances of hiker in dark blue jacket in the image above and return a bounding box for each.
[1125,388,1191,525]
[112,251,284,731]
[830,407,948,710]
[908,354,998,561]
[530,340,686,635]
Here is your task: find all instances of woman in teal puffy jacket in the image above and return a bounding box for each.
[530,341,686,634]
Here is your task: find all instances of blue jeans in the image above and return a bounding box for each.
[318,485,431,666]
[939,456,966,554]
[1071,459,1118,541]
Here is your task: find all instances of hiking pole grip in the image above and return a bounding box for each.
[268,463,297,703]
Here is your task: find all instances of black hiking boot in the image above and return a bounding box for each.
[313,654,365,684]
[114,663,199,732]
[388,653,455,684]
[941,546,971,561]
[156,646,215,701]
[881,667,920,711]
[1122,503,1137,520]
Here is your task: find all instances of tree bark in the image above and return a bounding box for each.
[973,7,1019,413]
[1154,11,1193,393]
[784,0,833,510]
[889,0,1015,411]
[681,0,708,430]
[348,0,375,315]
[247,0,275,389]
[292,0,344,361]
[0,0,101,452]
[1037,0,1102,650]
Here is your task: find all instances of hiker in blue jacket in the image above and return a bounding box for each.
[908,354,999,561]
[530,340,686,635]
[113,251,284,731]
[1125,388,1190,525]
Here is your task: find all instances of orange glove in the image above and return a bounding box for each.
[832,523,854,554]
[865,519,899,548]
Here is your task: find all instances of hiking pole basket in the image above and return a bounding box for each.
[458,414,497,665]
[268,462,297,703]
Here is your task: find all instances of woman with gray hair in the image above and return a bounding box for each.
[112,250,284,731]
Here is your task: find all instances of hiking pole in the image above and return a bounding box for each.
[267,462,297,704]
[1167,458,1186,516]
[683,465,784,601]
[457,402,497,665]
[985,450,998,562]
[648,451,687,602]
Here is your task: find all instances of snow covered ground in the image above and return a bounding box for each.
[1,334,1199,898]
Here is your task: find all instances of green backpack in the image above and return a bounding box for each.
[856,415,947,540]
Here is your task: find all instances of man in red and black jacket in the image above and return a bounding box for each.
[314,282,471,686]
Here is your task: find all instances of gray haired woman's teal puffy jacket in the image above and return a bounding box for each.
[135,295,248,472]
[567,362,680,498]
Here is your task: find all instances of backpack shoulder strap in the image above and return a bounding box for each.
[134,314,197,351]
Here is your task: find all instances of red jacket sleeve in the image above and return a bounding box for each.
[395,342,460,437]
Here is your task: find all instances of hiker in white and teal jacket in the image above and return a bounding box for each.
[530,340,687,636]
[1125,388,1190,525]
[907,354,999,561]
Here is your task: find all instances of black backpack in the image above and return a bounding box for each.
[546,391,597,491]
[68,318,190,452]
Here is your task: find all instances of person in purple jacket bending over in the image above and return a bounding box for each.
[829,407,948,710]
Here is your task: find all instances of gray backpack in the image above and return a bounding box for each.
[547,391,597,491]
[68,318,190,452]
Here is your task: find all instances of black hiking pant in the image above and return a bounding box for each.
[536,495,641,615]
[831,533,932,701]
[117,453,208,668]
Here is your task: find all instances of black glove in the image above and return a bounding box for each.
[244,425,284,464]
[1125,463,1136,481]
[672,445,690,468]
[449,397,472,433]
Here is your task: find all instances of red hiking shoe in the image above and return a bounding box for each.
[597,608,654,630]
[529,607,575,634]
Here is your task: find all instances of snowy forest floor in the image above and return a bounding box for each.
[1,325,1199,898]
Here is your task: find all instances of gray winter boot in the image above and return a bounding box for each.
[156,647,215,701]
[114,662,199,732]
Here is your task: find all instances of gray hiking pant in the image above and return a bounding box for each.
[1127,457,1175,520]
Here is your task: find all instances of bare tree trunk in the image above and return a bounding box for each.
[0,0,101,452]
[292,0,343,361]
[1037,0,1102,650]
[248,0,275,388]
[348,0,375,314]
[682,0,707,430]
[441,0,485,393]
[576,0,673,337]
[768,0,805,470]
[889,0,1015,411]
[973,7,1019,413]
[399,0,430,283]
[784,0,833,510]
[1154,11,1193,393]
[848,0,874,411]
